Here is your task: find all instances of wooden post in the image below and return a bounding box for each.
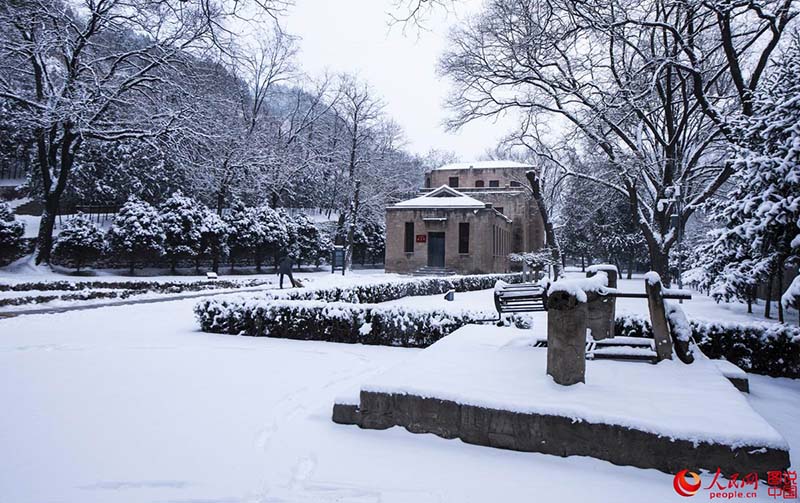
[585,266,618,340]
[547,289,587,386]
[645,272,673,361]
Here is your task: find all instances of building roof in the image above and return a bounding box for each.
[434,160,534,171]
[392,185,488,209]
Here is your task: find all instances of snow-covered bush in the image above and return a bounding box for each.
[294,213,332,267]
[106,196,165,274]
[194,299,482,348]
[0,202,25,264]
[252,205,289,271]
[199,209,230,273]
[224,201,260,270]
[615,314,800,378]
[52,214,105,272]
[352,220,385,265]
[159,192,204,272]
[0,278,268,293]
[264,273,524,304]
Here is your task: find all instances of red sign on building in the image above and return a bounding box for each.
[416,235,427,243]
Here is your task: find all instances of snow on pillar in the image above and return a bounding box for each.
[585,265,618,340]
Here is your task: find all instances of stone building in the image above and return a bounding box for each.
[385,161,546,274]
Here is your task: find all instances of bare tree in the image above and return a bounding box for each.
[0,0,288,264]
[179,27,299,212]
[335,75,390,270]
[439,0,796,283]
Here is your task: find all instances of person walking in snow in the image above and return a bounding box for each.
[278,255,298,289]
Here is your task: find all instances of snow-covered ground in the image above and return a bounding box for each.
[381,272,799,326]
[0,296,797,502]
[0,266,399,313]
[0,261,390,285]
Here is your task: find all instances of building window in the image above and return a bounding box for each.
[448,176,459,188]
[495,207,504,215]
[458,222,470,254]
[475,180,485,188]
[510,181,521,187]
[404,222,414,253]
[489,180,500,188]
[425,177,431,188]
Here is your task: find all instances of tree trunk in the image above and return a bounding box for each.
[764,271,774,319]
[580,255,585,272]
[344,180,361,271]
[212,249,220,273]
[626,254,634,280]
[777,262,784,323]
[34,196,60,265]
[646,243,670,286]
[525,171,562,278]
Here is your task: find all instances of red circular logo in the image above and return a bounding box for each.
[674,469,702,497]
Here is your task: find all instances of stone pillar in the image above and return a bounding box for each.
[645,273,673,361]
[585,266,618,341]
[547,289,587,385]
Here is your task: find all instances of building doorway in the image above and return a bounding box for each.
[427,232,445,267]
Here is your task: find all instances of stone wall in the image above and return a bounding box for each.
[423,166,545,253]
[339,391,790,478]
[385,207,512,274]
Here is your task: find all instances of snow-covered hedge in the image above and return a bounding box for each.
[194,299,484,347]
[263,273,524,304]
[0,278,268,293]
[0,290,141,307]
[615,315,800,377]
[194,274,526,345]
[0,279,272,308]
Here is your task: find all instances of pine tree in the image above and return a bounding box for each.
[52,214,105,272]
[0,202,24,264]
[159,192,204,273]
[294,214,331,267]
[199,209,230,273]
[693,38,800,321]
[252,205,289,272]
[106,196,165,274]
[225,201,260,272]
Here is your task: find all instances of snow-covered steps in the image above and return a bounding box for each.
[334,325,789,477]
[588,336,657,363]
[412,266,458,277]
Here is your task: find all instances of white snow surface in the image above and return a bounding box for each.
[360,324,788,450]
[644,271,662,285]
[0,280,798,502]
[714,359,749,379]
[547,272,609,302]
[586,263,619,274]
[393,185,487,209]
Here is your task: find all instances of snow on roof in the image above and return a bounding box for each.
[434,160,534,171]
[392,185,488,209]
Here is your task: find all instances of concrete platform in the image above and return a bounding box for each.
[333,325,789,476]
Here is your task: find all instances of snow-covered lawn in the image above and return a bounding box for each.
[0,267,398,313]
[0,291,798,502]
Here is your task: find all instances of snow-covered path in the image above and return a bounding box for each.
[0,296,797,502]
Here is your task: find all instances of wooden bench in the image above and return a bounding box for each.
[494,283,548,314]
